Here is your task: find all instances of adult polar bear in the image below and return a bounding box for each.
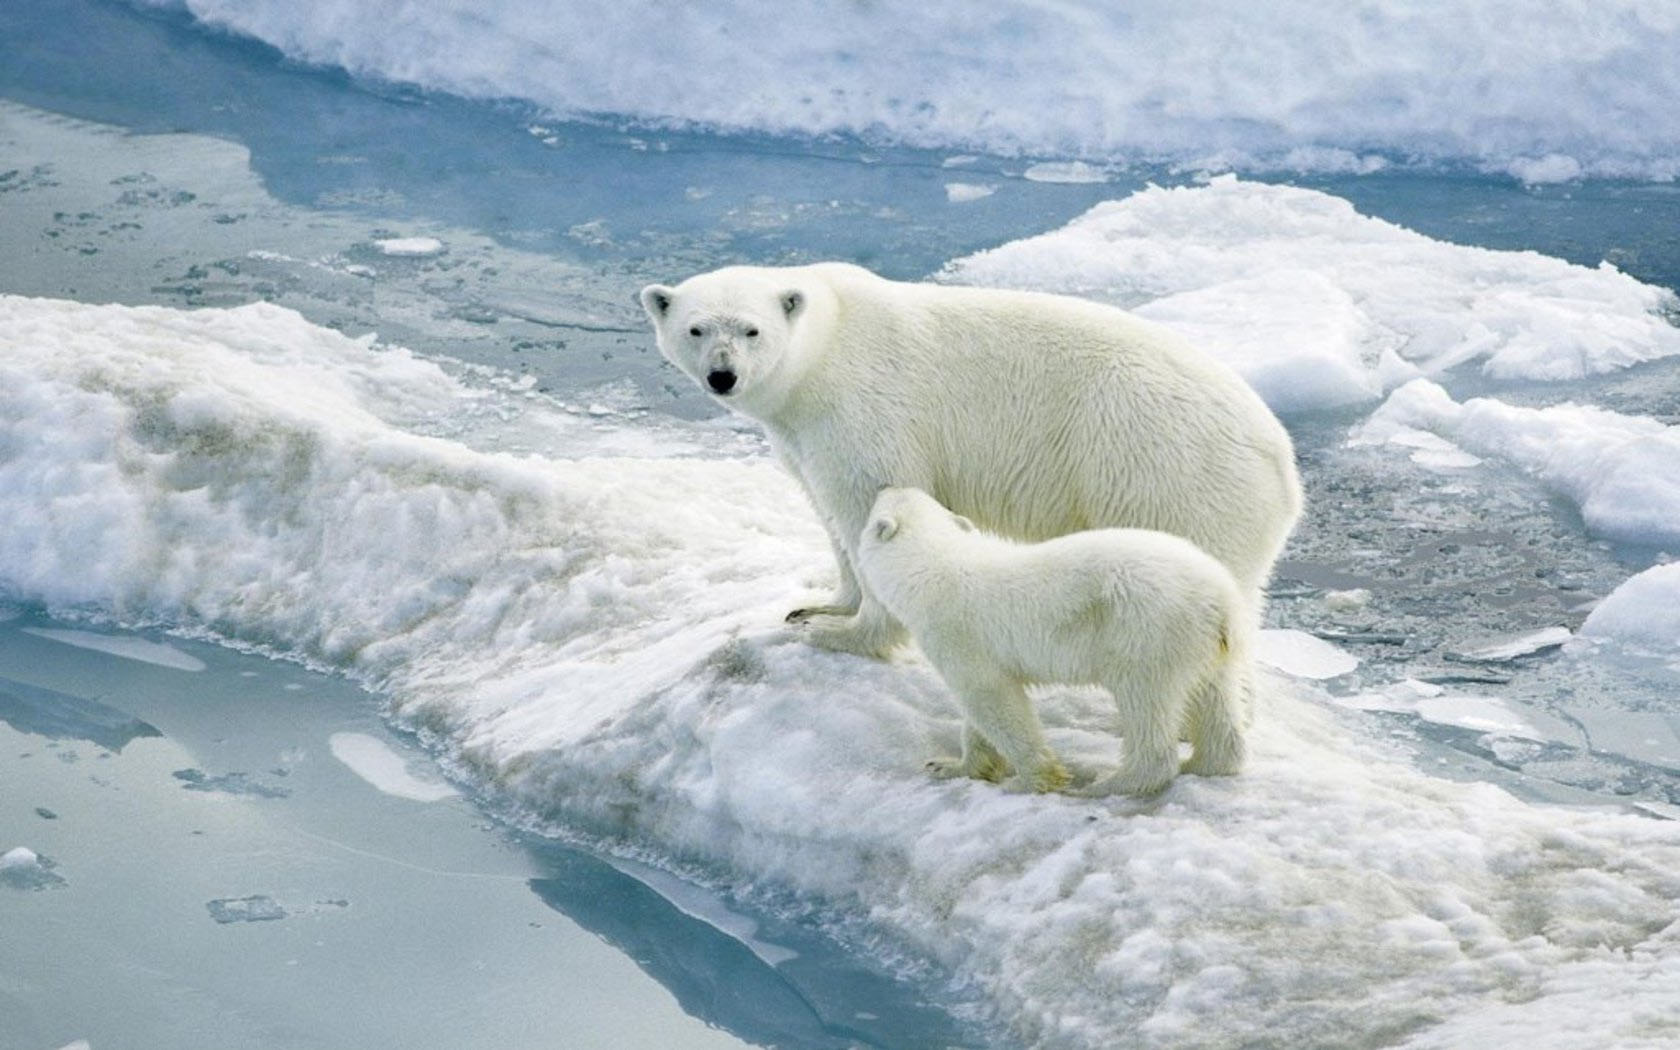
[641,263,1301,659]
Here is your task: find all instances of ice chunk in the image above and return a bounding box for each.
[1413,695,1545,740]
[373,236,444,257]
[945,179,1680,411]
[206,896,287,923]
[1447,627,1573,663]
[1022,161,1111,183]
[1,846,65,890]
[1360,380,1680,549]
[1568,708,1680,772]
[0,846,39,870]
[1256,629,1359,679]
[329,732,458,802]
[0,675,163,751]
[22,627,206,672]
[1582,563,1680,655]
[943,182,995,203]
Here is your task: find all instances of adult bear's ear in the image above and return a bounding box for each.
[951,514,976,533]
[780,290,804,319]
[639,284,674,320]
[870,515,899,542]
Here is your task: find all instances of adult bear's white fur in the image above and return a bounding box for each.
[858,487,1250,796]
[640,262,1300,659]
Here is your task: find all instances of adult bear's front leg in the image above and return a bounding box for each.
[785,531,862,623]
[795,590,908,660]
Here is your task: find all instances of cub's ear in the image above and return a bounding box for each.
[780,289,804,319]
[639,284,674,320]
[870,515,899,542]
[951,514,976,533]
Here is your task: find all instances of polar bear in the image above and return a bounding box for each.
[858,487,1250,796]
[640,262,1300,659]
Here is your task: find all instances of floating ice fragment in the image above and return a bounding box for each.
[1022,160,1112,183]
[22,627,205,672]
[1,846,65,890]
[1413,695,1546,740]
[944,182,995,203]
[1447,627,1572,664]
[1256,629,1358,679]
[329,732,458,802]
[0,846,39,870]
[1567,708,1680,772]
[1323,589,1371,613]
[207,895,287,923]
[373,236,444,257]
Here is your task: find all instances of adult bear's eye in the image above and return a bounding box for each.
[745,326,759,338]
[689,325,703,337]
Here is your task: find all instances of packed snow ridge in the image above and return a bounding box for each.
[136,0,1680,180]
[944,177,1680,414]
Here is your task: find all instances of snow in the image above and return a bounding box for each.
[7,294,1679,1047]
[20,627,207,672]
[1581,563,1680,655]
[131,0,1680,180]
[1356,380,1680,549]
[944,178,1680,414]
[329,732,459,802]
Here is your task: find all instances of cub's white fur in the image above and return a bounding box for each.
[640,262,1300,659]
[858,487,1250,796]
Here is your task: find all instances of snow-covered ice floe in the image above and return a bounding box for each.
[944,177,1680,414]
[1355,378,1680,551]
[4,293,1680,1048]
[133,0,1680,181]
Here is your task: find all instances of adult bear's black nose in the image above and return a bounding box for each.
[707,369,737,394]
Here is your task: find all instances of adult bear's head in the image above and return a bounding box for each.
[639,266,826,419]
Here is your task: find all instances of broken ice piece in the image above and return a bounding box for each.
[207,895,287,923]
[1444,626,1571,663]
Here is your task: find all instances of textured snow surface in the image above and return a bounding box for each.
[133,0,1680,180]
[4,294,1680,1048]
[944,178,1680,413]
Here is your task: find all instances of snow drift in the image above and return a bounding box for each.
[129,0,1680,181]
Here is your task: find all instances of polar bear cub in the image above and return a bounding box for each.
[858,487,1250,797]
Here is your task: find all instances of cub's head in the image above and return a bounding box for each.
[639,267,815,417]
[861,487,975,555]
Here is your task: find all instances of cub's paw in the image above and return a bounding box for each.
[1002,759,1072,794]
[1076,766,1175,799]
